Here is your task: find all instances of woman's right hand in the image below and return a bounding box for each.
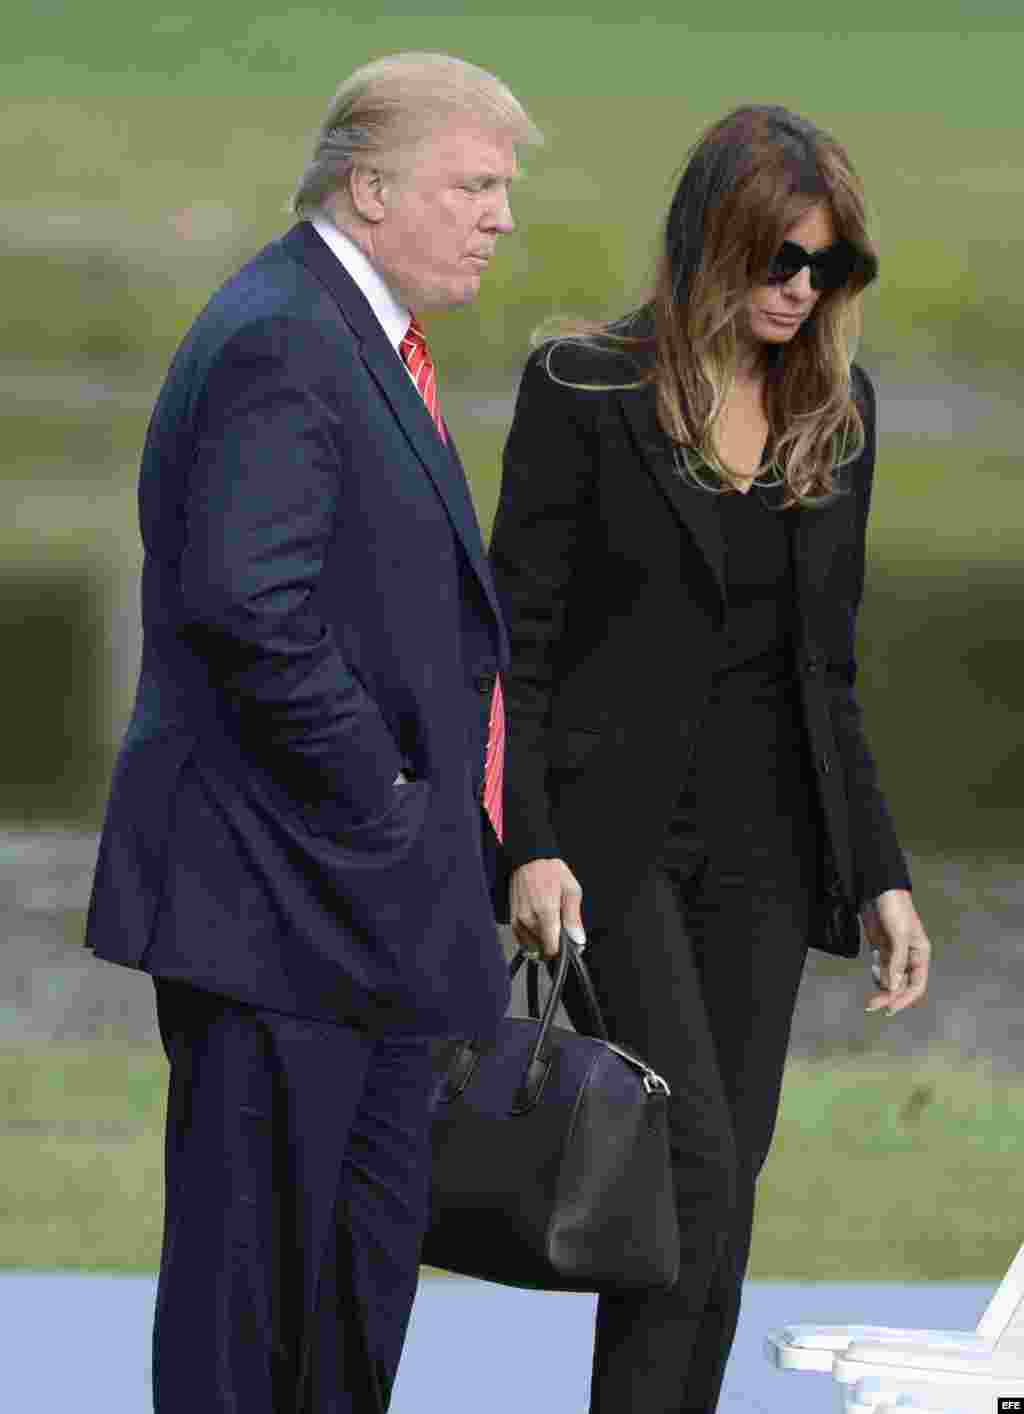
[509,859,587,961]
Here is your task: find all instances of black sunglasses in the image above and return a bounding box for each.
[764,239,856,293]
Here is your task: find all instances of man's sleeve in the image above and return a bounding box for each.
[179,315,404,825]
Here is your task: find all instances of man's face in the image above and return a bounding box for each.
[362,118,518,311]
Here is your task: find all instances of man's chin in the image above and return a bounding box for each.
[451,276,483,308]
[415,278,481,312]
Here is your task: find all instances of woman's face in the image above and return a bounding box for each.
[742,201,837,349]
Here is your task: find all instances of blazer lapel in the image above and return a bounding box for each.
[616,386,726,606]
[789,465,858,634]
[790,504,830,609]
[282,223,502,631]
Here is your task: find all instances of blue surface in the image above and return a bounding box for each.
[0,1272,993,1412]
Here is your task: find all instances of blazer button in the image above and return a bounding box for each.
[473,671,497,695]
[805,653,823,676]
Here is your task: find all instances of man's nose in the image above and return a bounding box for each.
[483,188,515,234]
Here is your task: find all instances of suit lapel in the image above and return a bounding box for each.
[282,223,503,635]
[445,430,511,664]
[616,386,727,605]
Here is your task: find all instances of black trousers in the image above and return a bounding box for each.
[151,977,436,1413]
[563,682,822,1414]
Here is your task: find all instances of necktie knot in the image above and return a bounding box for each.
[399,317,428,358]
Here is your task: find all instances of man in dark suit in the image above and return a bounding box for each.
[85,52,541,1412]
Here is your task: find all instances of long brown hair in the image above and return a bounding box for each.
[541,105,879,504]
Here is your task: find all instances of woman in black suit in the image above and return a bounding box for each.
[489,105,933,1413]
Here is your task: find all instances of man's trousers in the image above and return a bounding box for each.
[152,976,436,1413]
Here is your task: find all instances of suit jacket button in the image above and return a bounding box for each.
[473,671,497,695]
[805,653,823,676]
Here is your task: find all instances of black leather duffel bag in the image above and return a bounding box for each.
[421,931,680,1293]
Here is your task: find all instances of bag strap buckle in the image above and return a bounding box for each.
[643,1072,671,1097]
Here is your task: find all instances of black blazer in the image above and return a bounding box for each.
[86,222,511,1037]
[488,341,910,958]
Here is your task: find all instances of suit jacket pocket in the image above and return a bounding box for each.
[192,739,434,873]
[303,778,433,865]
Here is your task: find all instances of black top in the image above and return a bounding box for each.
[674,472,810,834]
[714,474,795,681]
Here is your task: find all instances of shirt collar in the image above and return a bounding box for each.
[310,214,411,353]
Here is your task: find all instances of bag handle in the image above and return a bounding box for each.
[516,934,609,1042]
[435,932,610,1112]
[509,930,609,1113]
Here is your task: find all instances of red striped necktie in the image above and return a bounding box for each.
[399,316,447,444]
[482,676,504,842]
[399,315,505,841]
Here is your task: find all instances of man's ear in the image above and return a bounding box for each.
[349,165,388,224]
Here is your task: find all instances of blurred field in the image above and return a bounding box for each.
[7,103,1023,381]
[2,1043,1019,1278]
[3,402,1023,845]
[751,1053,1024,1281]
[5,3,1024,379]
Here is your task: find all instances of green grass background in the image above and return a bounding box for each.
[4,1045,1020,1280]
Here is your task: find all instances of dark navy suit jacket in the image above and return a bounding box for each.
[86,221,511,1039]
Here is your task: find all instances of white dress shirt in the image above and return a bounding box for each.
[310,214,411,354]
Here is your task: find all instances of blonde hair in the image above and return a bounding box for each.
[538,105,879,506]
[292,52,543,217]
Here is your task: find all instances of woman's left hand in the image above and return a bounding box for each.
[861,889,932,1017]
